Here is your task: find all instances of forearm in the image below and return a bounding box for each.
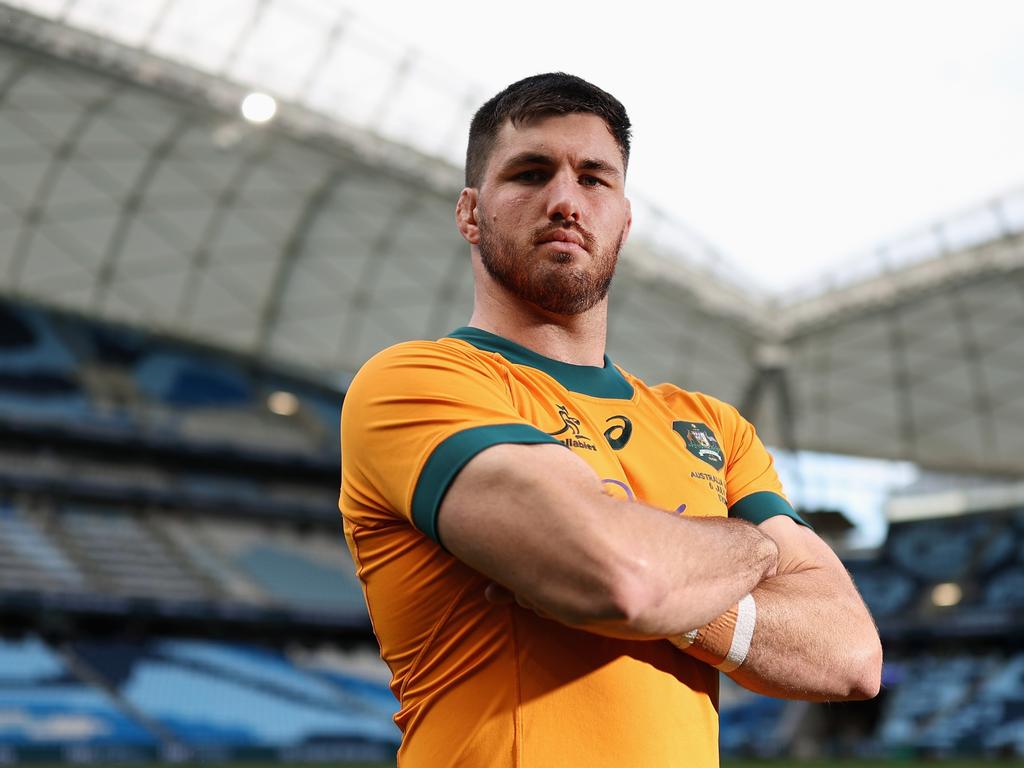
[440,442,778,639]
[676,519,882,701]
[572,502,779,638]
[723,570,880,700]
[485,501,779,639]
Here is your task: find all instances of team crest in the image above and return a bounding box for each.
[672,421,724,470]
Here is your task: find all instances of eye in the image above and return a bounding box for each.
[579,175,604,187]
[515,169,547,183]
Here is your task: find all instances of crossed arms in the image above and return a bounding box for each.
[437,441,882,701]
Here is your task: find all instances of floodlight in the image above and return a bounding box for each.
[267,390,300,416]
[931,582,962,607]
[241,92,277,124]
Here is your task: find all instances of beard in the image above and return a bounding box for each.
[478,218,623,316]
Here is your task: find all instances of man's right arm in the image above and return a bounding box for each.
[436,440,778,639]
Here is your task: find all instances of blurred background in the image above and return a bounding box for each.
[0,0,1022,765]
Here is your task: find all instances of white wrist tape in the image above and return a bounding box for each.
[715,593,756,673]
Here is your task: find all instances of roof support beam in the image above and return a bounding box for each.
[174,133,278,325]
[254,165,347,357]
[948,287,998,453]
[886,306,918,461]
[9,78,126,290]
[91,112,198,311]
[337,189,428,360]
[425,245,470,339]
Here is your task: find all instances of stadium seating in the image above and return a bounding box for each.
[876,651,1024,756]
[176,518,365,614]
[57,506,216,602]
[0,636,156,751]
[0,503,86,594]
[718,676,789,757]
[983,565,1024,608]
[0,298,340,461]
[70,639,398,750]
[7,298,1024,761]
[845,560,917,617]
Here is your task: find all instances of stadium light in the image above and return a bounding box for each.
[931,582,962,607]
[267,390,300,416]
[241,91,277,123]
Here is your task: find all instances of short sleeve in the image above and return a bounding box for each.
[719,402,810,528]
[340,340,560,543]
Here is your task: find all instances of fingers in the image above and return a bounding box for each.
[485,582,516,604]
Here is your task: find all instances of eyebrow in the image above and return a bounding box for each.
[502,152,622,179]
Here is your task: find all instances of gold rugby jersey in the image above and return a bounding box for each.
[340,326,804,768]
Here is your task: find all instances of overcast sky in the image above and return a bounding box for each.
[353,0,1024,293]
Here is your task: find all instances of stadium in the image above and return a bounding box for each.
[0,1,1022,766]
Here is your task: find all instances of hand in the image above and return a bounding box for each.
[484,582,556,620]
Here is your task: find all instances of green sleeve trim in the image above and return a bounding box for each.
[412,423,561,545]
[729,491,811,529]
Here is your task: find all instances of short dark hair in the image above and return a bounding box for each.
[465,72,632,187]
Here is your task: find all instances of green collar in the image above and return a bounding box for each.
[448,326,634,399]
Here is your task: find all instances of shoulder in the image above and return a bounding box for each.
[343,337,512,425]
[640,379,746,430]
[355,337,486,373]
[349,337,500,389]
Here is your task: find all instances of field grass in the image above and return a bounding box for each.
[21,761,1024,768]
[26,764,1024,768]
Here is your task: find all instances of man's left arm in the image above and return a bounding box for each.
[678,513,882,701]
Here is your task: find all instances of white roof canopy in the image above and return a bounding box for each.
[1,3,1022,475]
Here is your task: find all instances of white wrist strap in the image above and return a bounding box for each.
[715,593,756,673]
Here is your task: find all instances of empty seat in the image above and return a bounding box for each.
[0,504,86,593]
[0,636,154,748]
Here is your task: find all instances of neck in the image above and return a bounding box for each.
[467,278,609,368]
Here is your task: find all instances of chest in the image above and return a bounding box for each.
[507,383,729,518]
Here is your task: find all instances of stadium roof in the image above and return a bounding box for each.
[0,2,1022,476]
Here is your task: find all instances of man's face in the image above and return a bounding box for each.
[472,113,631,316]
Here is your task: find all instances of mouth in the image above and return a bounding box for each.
[536,230,588,253]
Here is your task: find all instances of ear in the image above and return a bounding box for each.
[456,188,481,245]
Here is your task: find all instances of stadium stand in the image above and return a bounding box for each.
[0,502,87,595]
[70,639,398,751]
[0,636,157,760]
[0,295,396,762]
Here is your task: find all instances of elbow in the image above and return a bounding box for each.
[605,564,660,628]
[840,634,884,701]
[554,551,666,633]
[588,554,669,634]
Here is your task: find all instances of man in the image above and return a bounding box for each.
[340,73,881,767]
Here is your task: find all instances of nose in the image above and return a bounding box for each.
[545,170,581,224]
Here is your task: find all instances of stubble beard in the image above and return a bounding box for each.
[477,217,623,316]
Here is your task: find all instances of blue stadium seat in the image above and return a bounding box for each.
[135,352,253,407]
[233,545,366,613]
[156,641,352,704]
[984,566,1024,608]
[719,678,787,757]
[0,637,155,748]
[846,561,917,617]
[0,304,77,373]
[0,503,86,593]
[888,521,975,581]
[74,640,398,748]
[0,637,66,681]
